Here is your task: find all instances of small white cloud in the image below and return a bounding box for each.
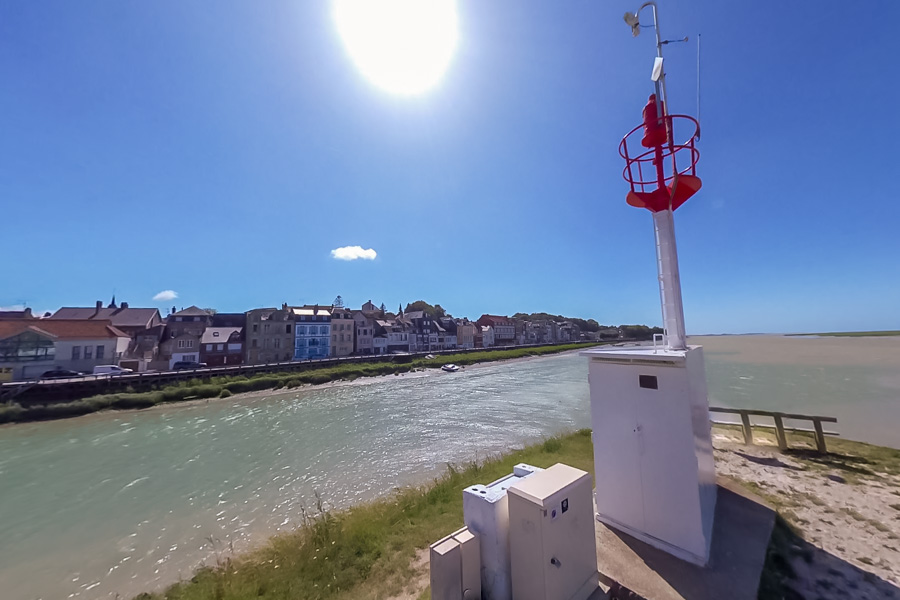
[153,290,179,302]
[0,304,26,312]
[331,246,377,261]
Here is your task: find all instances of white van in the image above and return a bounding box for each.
[92,365,133,376]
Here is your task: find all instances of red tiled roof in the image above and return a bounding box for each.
[0,319,130,340]
[477,314,512,326]
[0,322,52,340]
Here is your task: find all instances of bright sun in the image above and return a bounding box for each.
[333,0,459,95]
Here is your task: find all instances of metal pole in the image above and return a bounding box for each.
[636,1,688,351]
[697,33,701,139]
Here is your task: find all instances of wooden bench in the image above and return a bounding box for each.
[709,406,839,453]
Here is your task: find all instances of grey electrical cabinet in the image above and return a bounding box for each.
[507,464,599,600]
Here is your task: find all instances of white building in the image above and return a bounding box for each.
[0,319,130,380]
[481,325,495,348]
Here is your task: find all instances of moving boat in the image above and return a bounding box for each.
[441,364,460,372]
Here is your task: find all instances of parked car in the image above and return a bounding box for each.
[92,365,133,376]
[40,368,85,379]
[172,361,208,370]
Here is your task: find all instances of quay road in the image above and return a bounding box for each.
[0,342,601,404]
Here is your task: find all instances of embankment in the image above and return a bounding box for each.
[0,343,599,425]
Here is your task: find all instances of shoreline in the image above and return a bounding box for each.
[127,347,584,417]
[0,343,600,426]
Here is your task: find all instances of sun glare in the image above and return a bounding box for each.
[333,0,459,95]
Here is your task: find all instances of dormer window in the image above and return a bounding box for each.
[213,332,220,337]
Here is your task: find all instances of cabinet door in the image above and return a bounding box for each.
[634,369,702,549]
[590,365,644,531]
[542,483,597,600]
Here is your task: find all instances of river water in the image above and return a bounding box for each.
[1,336,898,600]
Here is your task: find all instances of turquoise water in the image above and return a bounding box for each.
[0,354,591,600]
[1,337,898,600]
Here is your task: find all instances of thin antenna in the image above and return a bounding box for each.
[696,33,702,139]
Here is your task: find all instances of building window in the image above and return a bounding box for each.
[274,338,281,349]
[296,326,306,335]
[206,344,213,351]
[96,345,104,359]
[286,324,292,334]
[84,345,93,359]
[320,326,328,335]
[216,344,223,351]
[253,324,258,333]
[252,339,258,348]
[264,324,270,333]
[72,346,81,360]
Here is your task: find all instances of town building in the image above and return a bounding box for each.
[0,320,130,380]
[200,327,244,366]
[352,310,378,355]
[455,319,477,349]
[51,300,165,370]
[50,300,162,336]
[245,306,294,364]
[524,320,558,345]
[480,325,495,348]
[438,317,459,350]
[404,310,436,352]
[293,306,331,360]
[123,324,167,371]
[476,314,516,346]
[330,307,355,357]
[165,306,213,338]
[159,332,202,369]
[377,318,412,353]
[557,322,579,342]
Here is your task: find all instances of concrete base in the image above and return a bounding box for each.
[594,477,774,600]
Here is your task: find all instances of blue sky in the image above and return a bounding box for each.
[1,1,897,334]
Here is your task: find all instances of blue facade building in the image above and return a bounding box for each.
[293,307,331,360]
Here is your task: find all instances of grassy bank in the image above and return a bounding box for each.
[0,343,598,425]
[135,429,596,600]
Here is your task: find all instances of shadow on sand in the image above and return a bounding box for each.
[733,451,806,472]
[600,485,899,599]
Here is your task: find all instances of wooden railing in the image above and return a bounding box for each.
[709,406,839,453]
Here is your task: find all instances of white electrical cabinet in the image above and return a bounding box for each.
[507,464,599,600]
[430,527,481,600]
[463,463,543,600]
[582,345,717,566]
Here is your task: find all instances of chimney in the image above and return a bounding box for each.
[94,300,102,317]
[282,303,288,311]
[121,302,129,309]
